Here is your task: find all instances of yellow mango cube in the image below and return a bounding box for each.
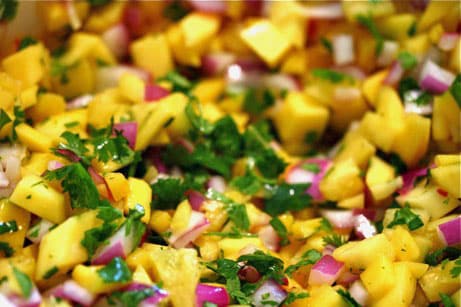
[180,13,221,50]
[51,59,95,98]
[373,262,416,307]
[376,86,405,133]
[337,193,365,209]
[308,285,349,307]
[0,88,15,110]
[170,200,192,233]
[333,234,395,270]
[342,0,395,21]
[0,199,31,250]
[399,261,429,279]
[403,34,430,56]
[377,14,417,41]
[434,154,460,166]
[84,2,126,32]
[104,172,129,202]
[15,123,55,153]
[240,19,292,67]
[149,210,171,234]
[2,44,50,88]
[192,78,225,104]
[0,245,36,293]
[167,24,201,67]
[10,175,68,224]
[431,163,461,198]
[124,177,152,223]
[291,218,322,239]
[419,260,460,302]
[118,73,145,104]
[36,109,88,142]
[60,32,116,66]
[72,264,126,294]
[27,92,67,123]
[358,112,395,152]
[320,159,364,201]
[432,92,460,144]
[132,265,153,285]
[20,85,39,109]
[384,227,421,261]
[417,1,458,31]
[218,237,264,259]
[130,34,173,78]
[335,132,376,169]
[36,210,102,281]
[361,254,395,300]
[361,69,389,107]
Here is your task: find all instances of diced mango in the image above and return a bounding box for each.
[167,24,201,67]
[0,199,31,251]
[400,261,429,279]
[170,200,192,233]
[342,0,395,21]
[384,226,421,262]
[431,163,461,198]
[180,13,221,50]
[10,174,68,224]
[20,85,39,109]
[320,159,364,201]
[377,14,417,41]
[124,177,152,223]
[191,78,226,104]
[51,59,95,98]
[131,34,172,76]
[337,193,365,209]
[403,34,430,56]
[84,2,126,32]
[60,32,116,66]
[240,19,292,67]
[434,154,460,166]
[118,73,145,103]
[361,254,395,300]
[335,132,376,169]
[36,109,88,142]
[15,123,55,153]
[373,262,416,307]
[419,260,460,302]
[132,265,153,285]
[36,210,102,281]
[291,218,322,240]
[218,237,264,259]
[72,264,126,294]
[361,69,389,107]
[307,285,349,307]
[417,1,458,31]
[432,92,460,144]
[333,234,395,270]
[149,210,172,234]
[87,90,130,128]
[358,112,395,152]
[104,172,129,202]
[0,245,36,293]
[27,92,67,123]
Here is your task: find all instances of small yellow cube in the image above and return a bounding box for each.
[124,177,152,223]
[20,85,39,109]
[130,34,174,78]
[15,123,55,153]
[180,13,221,50]
[0,199,31,250]
[240,19,292,67]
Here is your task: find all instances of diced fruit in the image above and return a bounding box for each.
[10,174,68,224]
[373,262,416,307]
[179,13,221,50]
[362,69,389,107]
[384,226,421,261]
[218,237,264,259]
[170,200,192,233]
[27,92,67,123]
[360,254,395,300]
[130,34,173,78]
[334,132,376,169]
[432,92,460,145]
[118,73,145,103]
[431,163,461,198]
[72,264,126,294]
[104,172,129,202]
[419,259,460,302]
[0,199,31,250]
[319,159,364,201]
[124,177,152,223]
[342,0,395,21]
[15,123,55,153]
[307,284,348,307]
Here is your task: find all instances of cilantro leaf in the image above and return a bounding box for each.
[337,289,361,307]
[108,286,165,307]
[10,105,25,141]
[270,217,289,246]
[43,266,59,280]
[0,109,11,130]
[356,14,384,55]
[0,0,18,22]
[151,178,188,210]
[203,302,218,307]
[243,88,275,116]
[450,257,461,278]
[123,204,146,249]
[284,291,309,305]
[210,116,242,159]
[97,205,123,223]
[440,293,455,307]
[285,249,321,276]
[13,267,32,298]
[264,183,311,217]
[311,69,353,84]
[450,74,461,108]
[190,143,234,177]
[0,220,17,235]
[206,226,257,239]
[320,37,333,53]
[87,0,112,6]
[97,257,132,283]
[163,0,189,21]
[323,234,348,247]
[89,122,134,165]
[237,251,285,282]
[81,222,118,259]
[387,205,424,231]
[206,189,250,231]
[185,99,214,135]
[424,247,460,266]
[0,241,14,257]
[44,163,101,209]
[18,36,38,51]
[301,162,320,174]
[398,51,418,70]
[50,59,77,84]
[54,131,90,164]
[230,170,262,195]
[211,258,251,305]
[160,71,194,94]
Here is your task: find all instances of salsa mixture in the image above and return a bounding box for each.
[0,0,460,306]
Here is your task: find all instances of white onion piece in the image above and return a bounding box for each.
[92,223,136,265]
[95,66,150,91]
[47,280,95,307]
[65,0,81,30]
[308,255,344,286]
[66,94,94,110]
[258,225,280,252]
[384,61,404,86]
[377,41,399,67]
[419,60,455,94]
[27,219,55,244]
[437,216,461,246]
[299,3,344,19]
[7,287,42,307]
[202,52,236,75]
[320,210,355,229]
[251,280,287,307]
[0,171,9,188]
[332,34,355,66]
[0,293,15,307]
[169,211,210,248]
[207,176,226,193]
[102,23,130,59]
[438,33,459,51]
[286,168,315,184]
[354,214,376,239]
[349,280,369,306]
[262,74,301,91]
[404,91,433,115]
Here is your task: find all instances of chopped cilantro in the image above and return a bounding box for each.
[44,163,102,209]
[50,59,77,84]
[0,0,18,21]
[0,241,14,256]
[440,293,455,307]
[230,170,263,195]
[13,267,32,298]
[284,291,309,305]
[323,234,348,247]
[407,22,417,36]
[0,109,11,130]
[301,162,320,174]
[185,99,214,135]
[18,36,37,51]
[163,0,189,21]
[285,249,321,276]
[450,257,461,278]
[97,257,132,283]
[398,51,418,70]
[123,204,146,249]
[356,14,384,55]
[151,178,188,210]
[54,131,90,164]
[318,218,333,232]
[86,0,112,6]
[206,189,250,231]
[337,289,361,307]
[206,226,258,239]
[64,121,79,128]
[238,251,285,283]
[450,74,461,108]
[43,266,59,280]
[387,204,424,231]
[304,131,318,145]
[107,286,164,307]
[243,88,275,116]
[270,217,290,246]
[424,247,461,266]
[0,220,17,235]
[264,183,311,217]
[160,71,194,94]
[311,69,353,84]
[320,37,333,53]
[10,105,25,142]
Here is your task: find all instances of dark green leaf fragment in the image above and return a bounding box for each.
[285,249,321,276]
[0,220,17,235]
[97,257,132,283]
[337,289,362,307]
[387,204,424,231]
[264,183,311,217]
[449,74,461,108]
[13,267,33,298]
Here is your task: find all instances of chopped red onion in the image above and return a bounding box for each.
[47,160,64,171]
[144,84,170,102]
[27,219,55,244]
[123,6,142,36]
[349,280,369,306]
[383,61,404,86]
[207,176,226,193]
[169,211,210,248]
[186,190,206,211]
[258,225,280,252]
[55,149,80,162]
[352,208,378,221]
[419,60,455,94]
[437,216,461,246]
[251,280,287,307]
[47,280,95,307]
[114,121,138,149]
[66,94,94,110]
[233,57,266,72]
[195,284,230,307]
[332,34,355,66]
[0,293,15,307]
[92,223,137,265]
[320,210,355,229]
[187,0,227,13]
[201,52,236,75]
[354,214,376,239]
[6,287,42,307]
[377,41,399,67]
[299,3,344,19]
[102,23,130,59]
[308,255,344,286]
[397,167,428,195]
[438,33,459,51]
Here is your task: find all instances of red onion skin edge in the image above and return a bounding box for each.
[113,121,138,149]
[92,241,126,265]
[144,84,170,102]
[195,284,230,307]
[186,190,206,211]
[438,217,461,246]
